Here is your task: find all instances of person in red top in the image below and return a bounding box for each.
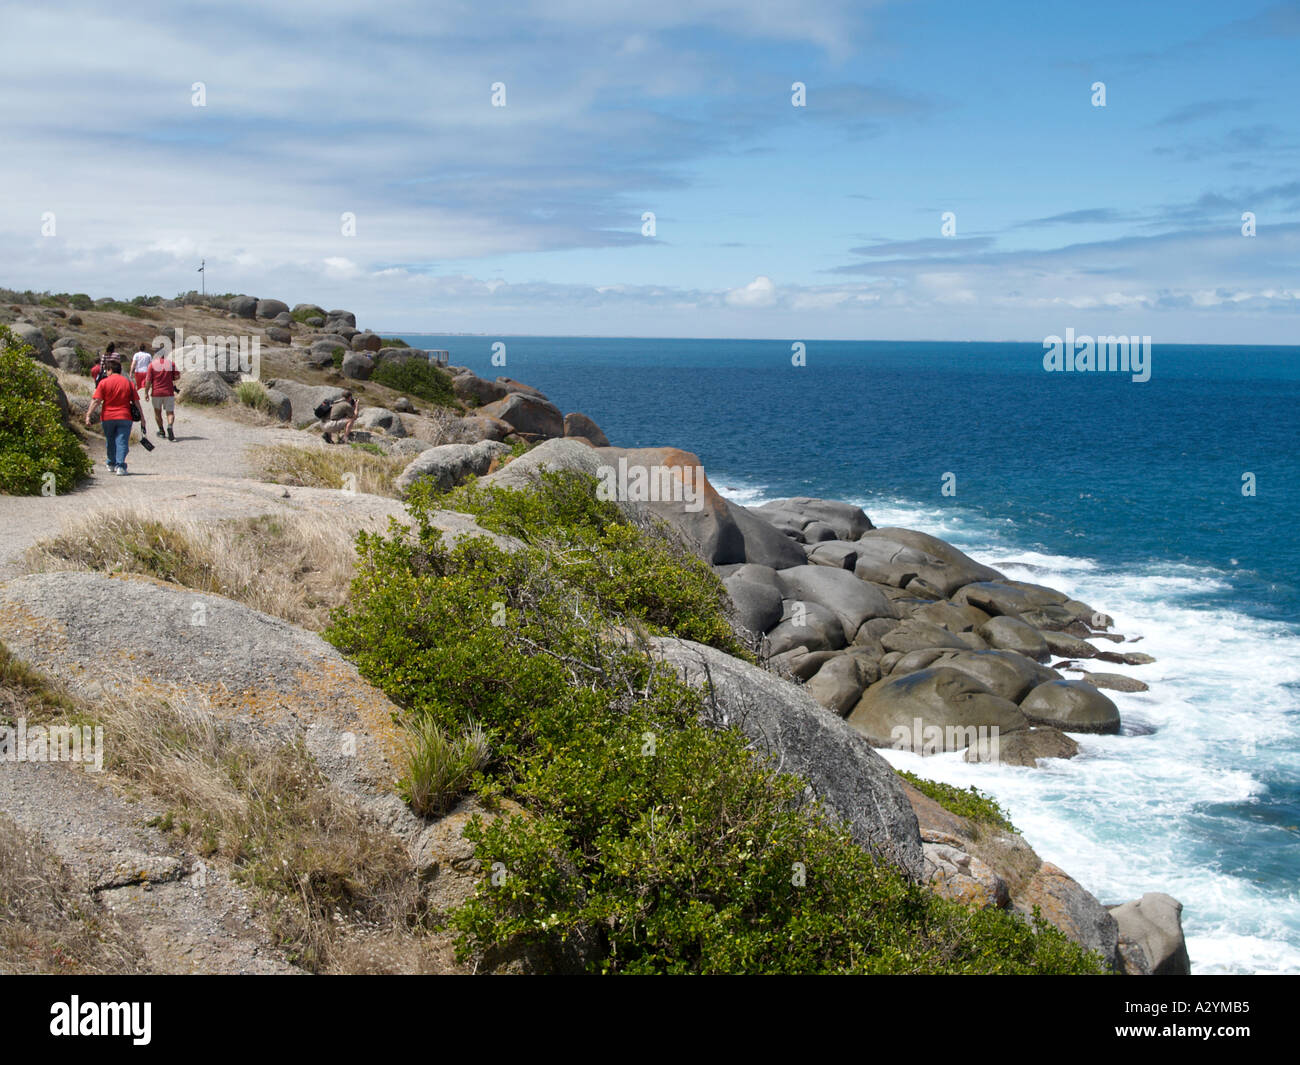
[144,344,181,441]
[84,355,139,475]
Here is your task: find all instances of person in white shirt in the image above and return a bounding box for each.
[130,343,153,390]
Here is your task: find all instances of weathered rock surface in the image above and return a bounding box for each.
[650,637,924,879]
[1108,893,1191,976]
[396,441,511,493]
[563,411,610,446]
[848,668,1030,752]
[1020,679,1121,734]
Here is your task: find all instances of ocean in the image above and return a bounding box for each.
[396,334,1300,974]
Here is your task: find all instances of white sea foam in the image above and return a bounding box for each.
[714,480,1300,973]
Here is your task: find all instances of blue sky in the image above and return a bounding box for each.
[2,0,1298,340]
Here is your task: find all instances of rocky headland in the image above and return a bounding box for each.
[0,288,1188,975]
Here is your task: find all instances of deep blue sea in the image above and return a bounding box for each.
[398,334,1300,974]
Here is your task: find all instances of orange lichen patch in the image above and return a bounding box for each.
[0,601,69,648]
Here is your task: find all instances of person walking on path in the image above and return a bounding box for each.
[320,390,358,444]
[84,354,139,475]
[91,341,118,384]
[145,343,181,441]
[130,342,152,389]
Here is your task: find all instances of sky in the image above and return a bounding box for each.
[2,0,1298,341]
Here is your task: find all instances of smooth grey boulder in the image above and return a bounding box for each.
[392,396,416,413]
[324,309,357,329]
[1108,893,1191,976]
[273,311,292,326]
[980,616,1051,662]
[52,347,83,372]
[264,379,346,428]
[649,637,924,879]
[230,295,258,318]
[396,441,511,494]
[356,407,406,437]
[879,619,969,655]
[292,303,326,320]
[754,497,873,542]
[10,323,53,365]
[859,528,1002,596]
[768,647,842,681]
[179,370,234,404]
[452,373,509,406]
[478,392,565,439]
[262,387,292,422]
[1040,630,1099,659]
[352,332,382,352]
[340,352,374,380]
[806,540,863,570]
[964,726,1079,766]
[774,565,897,642]
[723,575,783,636]
[265,325,292,344]
[911,599,991,633]
[563,411,610,447]
[1067,669,1149,693]
[956,581,1055,617]
[848,667,1030,752]
[805,653,874,716]
[728,502,807,569]
[889,648,1057,703]
[767,600,846,655]
[1020,680,1121,733]
[255,298,289,319]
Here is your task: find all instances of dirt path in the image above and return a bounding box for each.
[0,405,405,578]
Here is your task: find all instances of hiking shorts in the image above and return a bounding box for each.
[151,395,175,412]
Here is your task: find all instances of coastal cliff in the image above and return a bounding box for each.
[0,288,1186,975]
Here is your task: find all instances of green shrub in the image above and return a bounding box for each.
[898,772,1017,833]
[324,477,1103,975]
[0,326,92,495]
[379,337,410,348]
[370,358,456,407]
[68,294,94,311]
[291,306,325,325]
[402,718,489,816]
[330,347,345,369]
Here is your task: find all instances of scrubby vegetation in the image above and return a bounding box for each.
[0,814,143,974]
[0,326,92,495]
[325,473,1102,974]
[899,772,1018,833]
[371,357,456,407]
[252,442,406,498]
[28,508,359,630]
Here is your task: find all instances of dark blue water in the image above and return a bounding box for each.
[398,334,1300,973]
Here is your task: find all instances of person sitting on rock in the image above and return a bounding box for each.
[321,390,358,444]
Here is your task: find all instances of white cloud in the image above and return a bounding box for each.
[725,275,777,307]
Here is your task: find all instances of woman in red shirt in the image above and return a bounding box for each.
[85,356,139,475]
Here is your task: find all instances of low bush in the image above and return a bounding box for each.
[325,476,1103,974]
[898,771,1017,833]
[0,326,92,495]
[371,358,456,407]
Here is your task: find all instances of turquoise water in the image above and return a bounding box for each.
[399,334,1300,973]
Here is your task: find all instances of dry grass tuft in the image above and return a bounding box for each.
[0,814,144,975]
[253,442,406,497]
[102,689,438,972]
[26,507,359,630]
